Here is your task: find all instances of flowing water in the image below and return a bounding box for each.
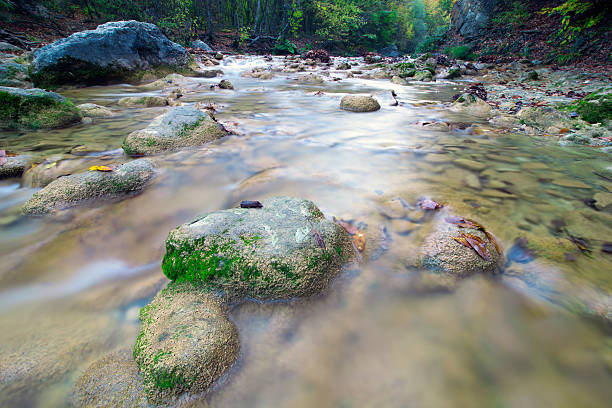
[0,56,611,407]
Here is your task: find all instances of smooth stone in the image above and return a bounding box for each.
[340,95,381,113]
[552,178,592,189]
[454,158,486,171]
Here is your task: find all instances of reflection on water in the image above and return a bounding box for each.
[0,56,610,407]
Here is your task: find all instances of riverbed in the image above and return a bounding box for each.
[1,55,611,407]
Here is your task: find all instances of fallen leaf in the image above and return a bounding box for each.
[333,216,358,235]
[462,233,492,261]
[312,228,326,249]
[45,162,58,169]
[453,235,471,248]
[240,200,263,208]
[89,165,113,172]
[445,216,483,230]
[559,128,570,134]
[418,198,442,211]
[353,231,366,252]
[485,230,503,255]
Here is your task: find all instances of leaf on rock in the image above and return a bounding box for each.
[453,235,471,248]
[485,230,503,255]
[353,231,366,252]
[332,216,358,235]
[45,162,58,169]
[462,233,492,261]
[418,198,443,211]
[89,165,113,172]
[312,228,326,249]
[445,216,483,230]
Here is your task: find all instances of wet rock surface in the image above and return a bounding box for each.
[162,196,356,300]
[30,21,193,88]
[340,95,381,112]
[123,106,227,156]
[133,283,239,404]
[22,158,156,215]
[0,86,82,129]
[0,154,31,179]
[77,103,114,118]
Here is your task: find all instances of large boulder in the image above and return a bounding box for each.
[340,95,381,113]
[30,21,194,88]
[161,196,356,300]
[122,106,227,156]
[451,0,500,37]
[133,283,239,404]
[516,106,574,134]
[416,212,504,279]
[379,44,401,58]
[22,158,156,215]
[191,40,213,52]
[0,86,81,129]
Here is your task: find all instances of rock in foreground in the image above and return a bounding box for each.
[123,106,227,156]
[162,196,356,300]
[133,283,239,404]
[0,154,31,179]
[340,95,381,112]
[450,93,491,117]
[0,86,81,129]
[73,350,149,408]
[31,21,193,88]
[22,159,155,215]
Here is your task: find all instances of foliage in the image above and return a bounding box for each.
[491,1,530,28]
[444,44,476,60]
[564,93,612,124]
[540,0,607,45]
[274,38,297,54]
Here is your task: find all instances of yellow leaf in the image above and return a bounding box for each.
[89,165,113,172]
[353,231,366,252]
[44,162,57,169]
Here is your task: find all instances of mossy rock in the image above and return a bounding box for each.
[0,61,31,88]
[117,96,168,108]
[162,196,356,300]
[72,350,150,408]
[0,86,81,129]
[77,103,114,117]
[133,282,239,404]
[340,95,381,113]
[22,158,156,215]
[123,106,227,156]
[413,70,433,82]
[450,93,492,118]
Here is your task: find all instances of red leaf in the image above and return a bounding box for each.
[333,217,358,235]
[462,233,492,261]
[418,198,442,211]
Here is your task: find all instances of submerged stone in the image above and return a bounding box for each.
[30,21,194,88]
[22,158,156,215]
[117,96,168,107]
[340,95,381,113]
[161,196,356,300]
[73,350,150,408]
[133,283,239,404]
[123,106,227,156]
[0,86,81,129]
[416,211,504,279]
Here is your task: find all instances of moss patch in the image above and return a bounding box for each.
[0,89,81,129]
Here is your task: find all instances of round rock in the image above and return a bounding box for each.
[0,86,82,129]
[72,350,149,408]
[416,211,504,279]
[162,196,356,300]
[22,158,156,215]
[133,283,239,404]
[77,103,114,117]
[340,95,381,113]
[122,106,227,156]
[450,93,492,118]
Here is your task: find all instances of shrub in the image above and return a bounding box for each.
[444,45,476,60]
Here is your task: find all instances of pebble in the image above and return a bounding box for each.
[552,178,592,189]
[454,158,486,171]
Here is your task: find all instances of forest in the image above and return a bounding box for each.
[3,0,456,52]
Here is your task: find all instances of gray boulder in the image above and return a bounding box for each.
[0,86,81,129]
[379,44,401,58]
[22,158,156,215]
[413,70,433,82]
[516,107,574,134]
[451,0,500,37]
[0,62,31,87]
[31,21,194,88]
[0,154,31,179]
[191,40,213,52]
[219,79,234,89]
[122,106,227,156]
[340,95,381,112]
[161,196,356,300]
[117,96,168,107]
[133,282,239,404]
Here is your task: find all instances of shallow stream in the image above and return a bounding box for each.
[1,56,611,407]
